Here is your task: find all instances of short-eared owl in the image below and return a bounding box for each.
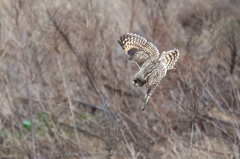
[118,33,179,110]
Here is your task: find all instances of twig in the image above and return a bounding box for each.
[74,100,103,111]
[56,55,81,153]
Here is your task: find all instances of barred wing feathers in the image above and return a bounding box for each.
[118,33,160,67]
[160,49,179,70]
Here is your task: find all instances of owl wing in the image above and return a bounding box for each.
[160,49,179,70]
[142,63,167,111]
[118,33,160,67]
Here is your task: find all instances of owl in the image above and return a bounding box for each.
[118,33,179,110]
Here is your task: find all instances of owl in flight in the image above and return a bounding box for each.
[118,33,179,110]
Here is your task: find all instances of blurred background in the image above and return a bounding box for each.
[0,0,240,158]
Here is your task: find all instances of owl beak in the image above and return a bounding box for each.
[170,67,176,70]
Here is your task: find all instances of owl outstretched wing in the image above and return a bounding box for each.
[160,49,179,70]
[142,63,167,111]
[118,33,160,67]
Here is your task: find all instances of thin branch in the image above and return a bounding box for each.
[56,55,82,154]
[46,9,105,105]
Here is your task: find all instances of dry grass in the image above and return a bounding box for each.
[0,0,240,158]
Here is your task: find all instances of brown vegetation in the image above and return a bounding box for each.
[0,0,240,158]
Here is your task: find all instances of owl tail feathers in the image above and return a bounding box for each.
[161,49,179,70]
[142,105,147,111]
[142,86,157,111]
[142,88,152,111]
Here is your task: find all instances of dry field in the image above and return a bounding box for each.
[0,0,240,158]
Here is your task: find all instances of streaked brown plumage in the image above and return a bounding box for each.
[118,33,179,110]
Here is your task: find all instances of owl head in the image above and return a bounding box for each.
[132,77,146,87]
